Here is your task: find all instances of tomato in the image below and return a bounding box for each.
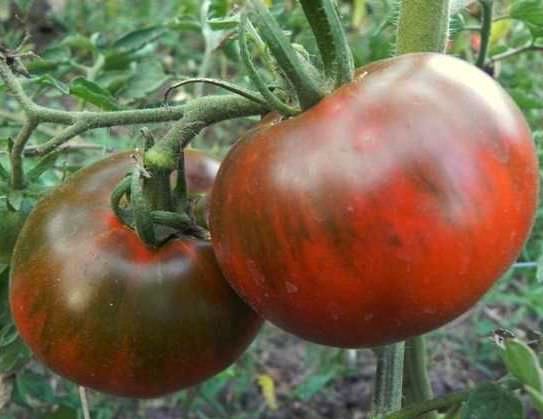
[209,53,539,348]
[183,149,220,194]
[9,152,262,398]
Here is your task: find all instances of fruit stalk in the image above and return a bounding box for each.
[396,0,451,54]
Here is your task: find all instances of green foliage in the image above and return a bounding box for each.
[461,383,523,419]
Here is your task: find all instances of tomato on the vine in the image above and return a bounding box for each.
[209,53,539,348]
[9,152,262,398]
[184,148,220,194]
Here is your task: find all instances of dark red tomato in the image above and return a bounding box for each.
[209,53,539,348]
[9,152,262,398]
[183,149,220,194]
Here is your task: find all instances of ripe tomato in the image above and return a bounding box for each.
[209,53,539,348]
[10,152,262,398]
[183,149,220,194]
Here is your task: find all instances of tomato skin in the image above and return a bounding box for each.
[9,153,262,398]
[184,149,220,194]
[209,53,539,348]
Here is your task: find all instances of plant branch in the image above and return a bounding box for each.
[145,94,269,171]
[298,0,354,86]
[476,0,493,69]
[490,43,543,61]
[396,0,451,54]
[0,57,37,114]
[10,118,38,189]
[372,343,406,418]
[403,336,437,419]
[249,0,325,109]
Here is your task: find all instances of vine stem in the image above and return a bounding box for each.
[79,386,91,419]
[144,94,268,171]
[491,43,543,62]
[396,0,451,54]
[476,0,493,69]
[372,343,406,418]
[0,55,182,187]
[403,336,437,419]
[298,0,354,86]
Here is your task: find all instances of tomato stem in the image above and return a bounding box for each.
[248,0,325,110]
[402,336,437,419]
[298,0,355,87]
[372,343,405,418]
[144,94,268,172]
[476,0,493,69]
[239,14,300,117]
[396,0,451,54]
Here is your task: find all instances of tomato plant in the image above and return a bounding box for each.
[209,52,539,348]
[9,153,262,398]
[0,204,30,265]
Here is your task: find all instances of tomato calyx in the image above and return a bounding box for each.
[110,152,208,248]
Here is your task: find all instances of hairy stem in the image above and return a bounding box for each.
[396,0,451,54]
[10,118,38,189]
[145,94,268,171]
[372,343,406,418]
[249,0,325,109]
[299,0,354,86]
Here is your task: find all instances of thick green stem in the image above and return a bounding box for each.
[240,14,300,116]
[10,118,38,189]
[145,94,268,171]
[403,336,437,419]
[476,0,493,69]
[372,343,406,418]
[249,0,325,109]
[298,0,354,86]
[396,0,451,54]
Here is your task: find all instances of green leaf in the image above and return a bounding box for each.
[11,0,33,12]
[0,323,19,347]
[509,89,543,110]
[168,15,202,32]
[525,386,543,415]
[60,34,96,53]
[295,370,335,401]
[113,26,167,54]
[14,370,56,407]
[122,60,170,101]
[510,0,543,26]
[208,16,240,31]
[32,75,69,95]
[209,0,230,19]
[461,383,523,419]
[0,338,31,374]
[500,338,543,391]
[43,406,79,419]
[69,78,120,110]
